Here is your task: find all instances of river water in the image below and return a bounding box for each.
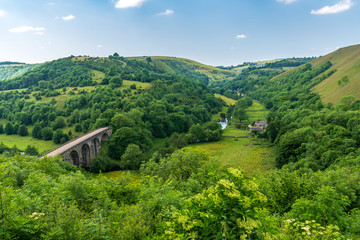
[218,118,228,130]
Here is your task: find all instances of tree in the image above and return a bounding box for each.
[32,124,42,139]
[111,114,135,131]
[146,57,152,63]
[18,125,28,136]
[108,127,140,159]
[4,123,13,135]
[0,124,3,134]
[53,117,66,130]
[109,75,123,88]
[41,127,53,141]
[24,145,39,156]
[141,147,210,182]
[233,107,248,122]
[120,144,143,170]
[12,124,19,135]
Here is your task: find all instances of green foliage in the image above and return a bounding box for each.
[24,145,39,156]
[52,116,66,130]
[18,124,28,136]
[53,129,69,144]
[160,168,274,239]
[281,219,344,239]
[41,127,53,141]
[120,144,143,170]
[289,186,350,230]
[260,170,316,214]
[4,122,13,135]
[141,147,210,182]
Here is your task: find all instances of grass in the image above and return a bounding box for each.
[92,70,105,83]
[191,137,275,176]
[273,43,360,105]
[312,44,360,105]
[214,94,236,106]
[192,97,275,176]
[0,133,59,153]
[130,56,237,81]
[247,101,269,123]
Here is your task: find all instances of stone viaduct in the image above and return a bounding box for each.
[45,127,112,167]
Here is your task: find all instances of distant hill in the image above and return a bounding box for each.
[0,63,40,81]
[0,55,237,91]
[128,56,237,81]
[311,44,360,104]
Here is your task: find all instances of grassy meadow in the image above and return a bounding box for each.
[313,44,360,104]
[0,134,58,153]
[193,95,275,175]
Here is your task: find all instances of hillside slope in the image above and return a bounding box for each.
[0,62,40,81]
[129,56,237,81]
[312,44,360,104]
[0,55,237,91]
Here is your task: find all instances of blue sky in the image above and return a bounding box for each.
[0,0,359,66]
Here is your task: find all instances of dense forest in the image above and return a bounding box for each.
[0,53,360,239]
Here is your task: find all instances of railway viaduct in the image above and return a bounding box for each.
[45,127,112,167]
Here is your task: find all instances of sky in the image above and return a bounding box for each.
[0,0,359,66]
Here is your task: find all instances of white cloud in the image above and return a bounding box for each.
[235,34,247,39]
[311,0,354,15]
[9,26,45,33]
[47,3,55,6]
[97,45,103,48]
[0,10,6,17]
[158,9,174,16]
[62,15,75,21]
[276,0,297,4]
[115,0,147,9]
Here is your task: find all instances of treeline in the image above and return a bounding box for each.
[216,57,315,71]
[211,58,316,100]
[0,64,39,81]
[263,57,316,68]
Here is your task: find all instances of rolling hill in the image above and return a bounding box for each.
[312,44,360,104]
[127,56,237,81]
[0,62,40,81]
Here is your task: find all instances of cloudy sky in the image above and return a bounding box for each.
[0,0,358,66]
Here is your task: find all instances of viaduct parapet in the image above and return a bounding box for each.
[45,127,112,166]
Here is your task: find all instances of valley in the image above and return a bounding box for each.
[1,45,360,239]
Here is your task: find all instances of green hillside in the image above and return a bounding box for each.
[311,44,360,104]
[129,56,237,81]
[0,62,40,81]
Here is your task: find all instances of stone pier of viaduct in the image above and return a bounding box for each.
[45,127,112,167]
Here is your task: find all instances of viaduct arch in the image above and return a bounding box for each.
[45,127,112,167]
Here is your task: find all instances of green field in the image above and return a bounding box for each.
[193,98,274,175]
[273,44,360,105]
[313,44,360,104]
[247,101,269,123]
[0,133,58,153]
[192,136,275,176]
[214,94,236,106]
